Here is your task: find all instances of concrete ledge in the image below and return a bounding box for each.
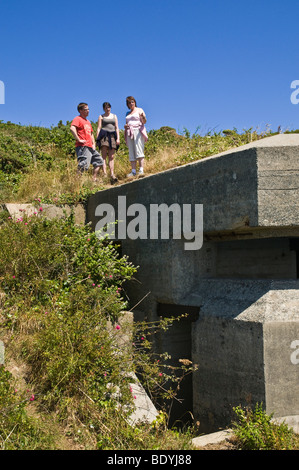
[127,373,159,426]
[275,415,299,434]
[3,203,86,225]
[192,429,233,448]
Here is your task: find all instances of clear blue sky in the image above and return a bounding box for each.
[1,0,299,134]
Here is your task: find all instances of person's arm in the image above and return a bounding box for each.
[70,125,86,144]
[91,133,96,150]
[139,108,147,124]
[96,115,102,139]
[115,115,120,144]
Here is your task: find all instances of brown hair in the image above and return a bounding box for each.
[126,96,136,108]
[77,102,88,112]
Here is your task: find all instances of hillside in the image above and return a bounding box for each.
[0,120,282,206]
[1,120,299,451]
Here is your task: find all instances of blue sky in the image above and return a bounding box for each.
[1,0,299,134]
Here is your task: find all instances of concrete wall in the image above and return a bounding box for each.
[86,134,299,432]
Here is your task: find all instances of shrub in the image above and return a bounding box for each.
[0,366,55,449]
[232,403,298,450]
[0,210,196,449]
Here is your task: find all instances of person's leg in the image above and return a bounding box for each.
[76,146,90,175]
[90,148,104,181]
[101,146,108,176]
[135,131,145,174]
[92,165,101,181]
[108,148,117,182]
[137,157,144,173]
[127,136,137,176]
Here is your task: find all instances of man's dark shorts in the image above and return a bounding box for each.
[76,146,104,171]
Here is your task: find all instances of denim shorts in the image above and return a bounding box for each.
[76,146,104,171]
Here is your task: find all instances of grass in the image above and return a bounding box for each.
[232,404,299,450]
[0,120,282,205]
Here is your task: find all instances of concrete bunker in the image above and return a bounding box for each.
[87,133,299,433]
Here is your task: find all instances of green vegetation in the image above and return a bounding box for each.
[0,210,196,449]
[0,120,281,205]
[232,403,299,450]
[1,120,298,449]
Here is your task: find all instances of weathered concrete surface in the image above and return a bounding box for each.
[185,279,299,432]
[86,134,299,432]
[107,313,159,425]
[192,429,233,448]
[87,133,299,236]
[127,373,159,426]
[3,203,86,225]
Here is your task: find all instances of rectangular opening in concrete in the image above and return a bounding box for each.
[157,303,199,427]
[215,237,297,279]
[289,238,299,278]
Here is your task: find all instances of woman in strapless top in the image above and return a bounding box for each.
[96,102,120,184]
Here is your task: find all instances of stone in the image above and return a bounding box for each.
[3,203,86,225]
[192,429,233,448]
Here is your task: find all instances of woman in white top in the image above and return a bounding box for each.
[96,102,120,184]
[124,96,148,177]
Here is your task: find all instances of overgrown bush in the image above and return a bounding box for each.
[0,366,55,449]
[232,403,299,450]
[0,210,196,449]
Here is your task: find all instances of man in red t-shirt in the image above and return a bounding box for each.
[70,103,103,181]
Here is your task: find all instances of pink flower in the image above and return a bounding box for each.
[12,275,15,279]
[29,394,35,401]
[159,372,163,377]
[39,207,43,212]
[115,325,120,330]
[134,395,137,399]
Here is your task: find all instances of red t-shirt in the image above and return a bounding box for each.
[71,115,94,147]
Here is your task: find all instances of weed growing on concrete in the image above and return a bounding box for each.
[232,403,299,450]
